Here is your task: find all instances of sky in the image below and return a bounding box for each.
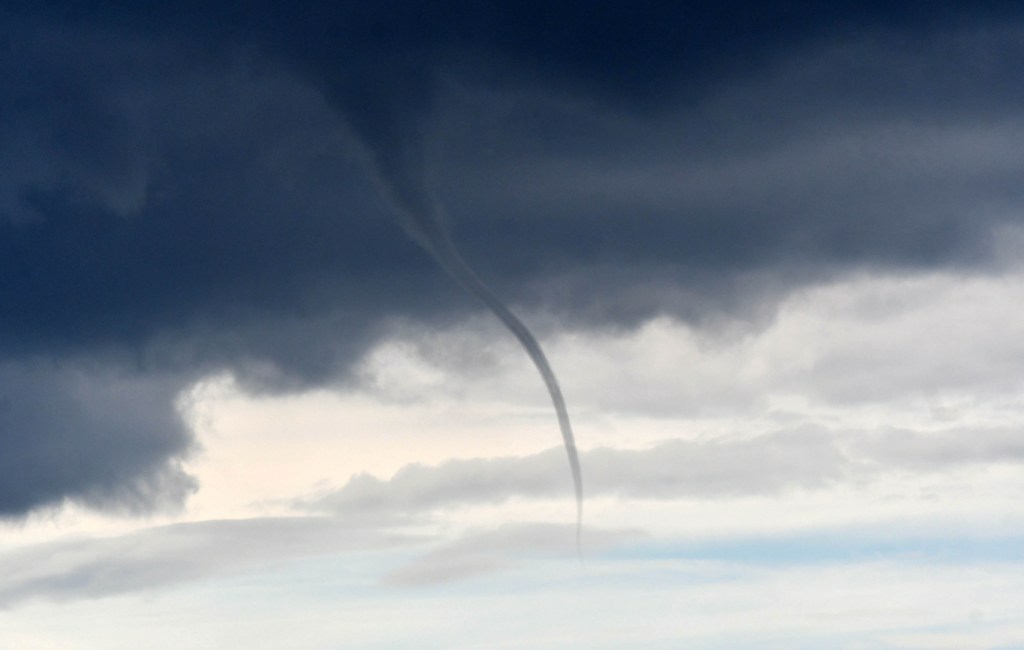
[3,1,1024,647]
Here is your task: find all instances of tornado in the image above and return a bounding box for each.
[324,69,583,553]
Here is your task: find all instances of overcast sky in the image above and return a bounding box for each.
[3,2,1024,648]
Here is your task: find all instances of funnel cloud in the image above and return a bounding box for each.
[329,73,584,546]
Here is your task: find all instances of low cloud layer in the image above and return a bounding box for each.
[0,516,414,609]
[0,515,639,606]
[303,424,1024,517]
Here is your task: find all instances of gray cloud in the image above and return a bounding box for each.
[853,426,1024,470]
[305,424,1024,516]
[304,428,850,516]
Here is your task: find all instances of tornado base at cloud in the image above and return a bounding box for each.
[423,231,584,554]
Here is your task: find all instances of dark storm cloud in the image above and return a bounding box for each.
[0,361,195,515]
[2,2,1023,515]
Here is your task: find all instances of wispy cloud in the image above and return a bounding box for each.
[0,516,418,609]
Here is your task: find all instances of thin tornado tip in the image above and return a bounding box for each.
[576,495,584,563]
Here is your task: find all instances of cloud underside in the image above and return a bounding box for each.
[2,4,1024,514]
